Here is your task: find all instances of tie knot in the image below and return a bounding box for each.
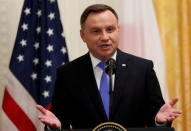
[98,61,106,71]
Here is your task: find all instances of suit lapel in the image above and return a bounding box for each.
[82,53,108,121]
[110,49,131,119]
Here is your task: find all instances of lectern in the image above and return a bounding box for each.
[47,127,175,131]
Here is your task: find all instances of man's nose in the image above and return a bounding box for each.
[100,32,109,41]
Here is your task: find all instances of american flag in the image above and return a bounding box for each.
[0,0,68,130]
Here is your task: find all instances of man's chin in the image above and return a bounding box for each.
[100,53,115,61]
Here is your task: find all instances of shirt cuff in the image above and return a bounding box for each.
[155,117,168,127]
[46,125,62,130]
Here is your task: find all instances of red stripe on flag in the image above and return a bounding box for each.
[45,103,52,110]
[2,88,36,131]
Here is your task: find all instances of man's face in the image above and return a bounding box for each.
[80,10,120,61]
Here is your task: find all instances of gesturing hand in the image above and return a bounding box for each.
[36,105,61,129]
[156,97,182,123]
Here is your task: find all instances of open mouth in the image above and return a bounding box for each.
[100,44,111,50]
[102,44,109,47]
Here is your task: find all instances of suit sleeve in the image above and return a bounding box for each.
[50,67,71,129]
[145,61,165,127]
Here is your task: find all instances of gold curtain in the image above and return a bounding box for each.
[153,0,191,131]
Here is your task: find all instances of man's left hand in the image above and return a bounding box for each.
[156,97,182,123]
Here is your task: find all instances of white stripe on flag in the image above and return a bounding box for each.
[119,0,169,102]
[0,111,18,131]
[4,70,44,131]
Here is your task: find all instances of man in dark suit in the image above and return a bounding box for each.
[37,4,182,129]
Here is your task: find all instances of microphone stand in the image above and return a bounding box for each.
[106,58,116,121]
[108,70,113,121]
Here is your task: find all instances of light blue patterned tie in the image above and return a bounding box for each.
[98,61,109,119]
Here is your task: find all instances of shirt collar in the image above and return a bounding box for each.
[89,51,117,69]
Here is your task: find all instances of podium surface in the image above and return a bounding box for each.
[47,127,174,131]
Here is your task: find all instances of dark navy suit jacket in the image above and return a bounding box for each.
[50,49,165,129]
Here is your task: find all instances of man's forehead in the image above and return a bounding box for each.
[84,11,118,28]
[88,23,117,29]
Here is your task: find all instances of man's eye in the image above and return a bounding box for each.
[107,27,114,32]
[92,30,99,33]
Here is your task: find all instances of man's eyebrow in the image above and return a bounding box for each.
[89,27,100,30]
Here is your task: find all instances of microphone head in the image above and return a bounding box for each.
[105,58,116,75]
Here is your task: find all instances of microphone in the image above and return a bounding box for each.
[105,58,116,120]
[105,58,116,75]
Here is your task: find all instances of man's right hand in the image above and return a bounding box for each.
[36,105,61,129]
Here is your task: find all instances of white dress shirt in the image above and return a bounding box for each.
[89,52,117,91]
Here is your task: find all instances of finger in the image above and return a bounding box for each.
[174,114,181,118]
[38,117,55,125]
[169,97,178,107]
[172,110,182,114]
[39,117,61,129]
[170,116,176,120]
[162,118,168,123]
[167,117,174,122]
[159,118,168,123]
[38,115,49,120]
[36,105,47,115]
[170,113,181,117]
[39,118,52,125]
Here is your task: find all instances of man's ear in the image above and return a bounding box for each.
[117,25,120,33]
[80,29,86,43]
